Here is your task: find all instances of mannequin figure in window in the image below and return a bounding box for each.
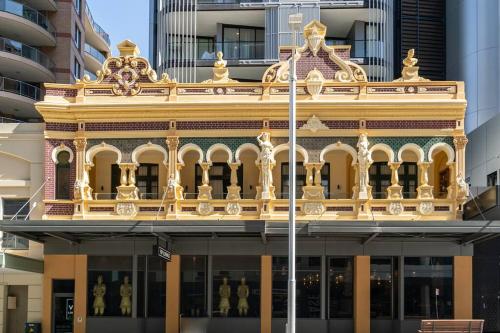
[218,277,231,316]
[120,276,132,316]
[237,277,250,316]
[92,275,106,315]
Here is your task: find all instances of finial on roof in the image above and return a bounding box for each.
[202,52,238,83]
[394,48,429,82]
[117,40,140,57]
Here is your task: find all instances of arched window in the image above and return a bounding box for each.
[56,151,71,199]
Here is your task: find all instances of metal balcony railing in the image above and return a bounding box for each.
[168,41,265,61]
[0,37,54,70]
[1,233,29,250]
[84,2,110,46]
[85,43,106,63]
[0,0,56,36]
[0,76,41,100]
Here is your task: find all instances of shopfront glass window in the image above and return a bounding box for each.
[329,257,353,318]
[404,257,453,318]
[371,257,397,319]
[212,256,260,317]
[87,256,133,317]
[273,256,321,318]
[181,255,207,317]
[147,256,166,317]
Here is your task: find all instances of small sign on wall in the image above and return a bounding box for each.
[7,296,16,310]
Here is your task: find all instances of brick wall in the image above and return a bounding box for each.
[44,139,76,201]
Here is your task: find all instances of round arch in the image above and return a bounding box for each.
[397,143,425,163]
[428,142,454,164]
[235,143,261,164]
[85,143,121,165]
[178,143,204,165]
[272,143,309,163]
[131,142,168,166]
[369,143,395,163]
[320,143,357,165]
[206,143,233,164]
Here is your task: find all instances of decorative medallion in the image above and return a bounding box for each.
[418,201,434,215]
[225,202,241,215]
[305,68,325,99]
[299,115,329,132]
[388,202,404,216]
[303,202,326,215]
[116,202,137,217]
[197,202,213,216]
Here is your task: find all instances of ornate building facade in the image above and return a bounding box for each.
[5,21,473,333]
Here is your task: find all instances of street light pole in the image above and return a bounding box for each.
[287,13,302,333]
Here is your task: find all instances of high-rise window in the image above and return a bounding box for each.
[74,23,81,50]
[74,0,82,15]
[56,151,71,199]
[487,171,497,187]
[222,25,264,59]
[73,58,81,80]
[404,257,453,319]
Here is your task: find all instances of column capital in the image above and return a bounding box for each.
[453,135,468,149]
[166,136,180,150]
[388,161,402,169]
[73,137,87,152]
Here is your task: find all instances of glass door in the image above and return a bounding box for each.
[53,293,74,333]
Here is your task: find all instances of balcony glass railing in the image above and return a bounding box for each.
[325,39,384,60]
[0,0,56,36]
[197,0,365,4]
[0,37,54,70]
[169,41,265,61]
[84,2,110,46]
[0,76,41,100]
[85,43,106,63]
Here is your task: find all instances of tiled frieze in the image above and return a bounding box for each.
[176,121,262,130]
[86,138,167,163]
[366,120,456,129]
[85,122,170,132]
[45,122,78,132]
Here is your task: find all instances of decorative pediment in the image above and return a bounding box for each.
[262,20,367,84]
[78,40,172,96]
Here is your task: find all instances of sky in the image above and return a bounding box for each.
[86,0,150,59]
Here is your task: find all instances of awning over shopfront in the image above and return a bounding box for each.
[1,219,500,245]
[0,252,43,273]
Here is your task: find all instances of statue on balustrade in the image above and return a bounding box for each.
[257,132,274,199]
[357,133,372,199]
[218,277,231,317]
[120,276,132,316]
[92,275,106,316]
[237,277,250,316]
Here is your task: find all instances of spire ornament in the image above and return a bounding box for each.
[202,51,238,84]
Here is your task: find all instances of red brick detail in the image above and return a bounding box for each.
[44,140,76,201]
[45,123,78,132]
[372,206,387,212]
[434,206,450,212]
[404,206,417,212]
[45,88,77,97]
[85,122,170,131]
[89,206,115,212]
[176,121,262,130]
[55,32,71,38]
[242,206,258,212]
[326,206,354,212]
[366,120,456,129]
[270,120,358,129]
[213,206,225,212]
[182,207,197,212]
[274,206,300,212]
[45,203,74,216]
[139,207,165,212]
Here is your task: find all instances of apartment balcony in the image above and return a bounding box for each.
[0,76,41,119]
[0,0,56,46]
[83,43,106,75]
[83,2,110,53]
[0,37,55,82]
[194,0,366,10]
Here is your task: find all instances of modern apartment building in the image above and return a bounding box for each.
[149,0,446,83]
[0,0,110,122]
[0,1,110,332]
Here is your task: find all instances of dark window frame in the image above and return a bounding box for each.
[487,171,498,187]
[136,163,160,199]
[55,151,71,200]
[195,163,243,199]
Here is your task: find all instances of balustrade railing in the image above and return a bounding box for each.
[0,0,56,36]
[0,37,54,70]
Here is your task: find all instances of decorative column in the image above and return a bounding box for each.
[356,134,372,200]
[166,136,183,200]
[73,138,92,200]
[454,135,469,202]
[227,162,241,200]
[197,162,212,200]
[387,162,402,199]
[446,162,457,200]
[354,256,370,333]
[116,163,139,200]
[416,162,433,199]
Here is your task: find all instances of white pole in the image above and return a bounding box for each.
[287,13,302,333]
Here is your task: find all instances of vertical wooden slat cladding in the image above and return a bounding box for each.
[395,0,446,80]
